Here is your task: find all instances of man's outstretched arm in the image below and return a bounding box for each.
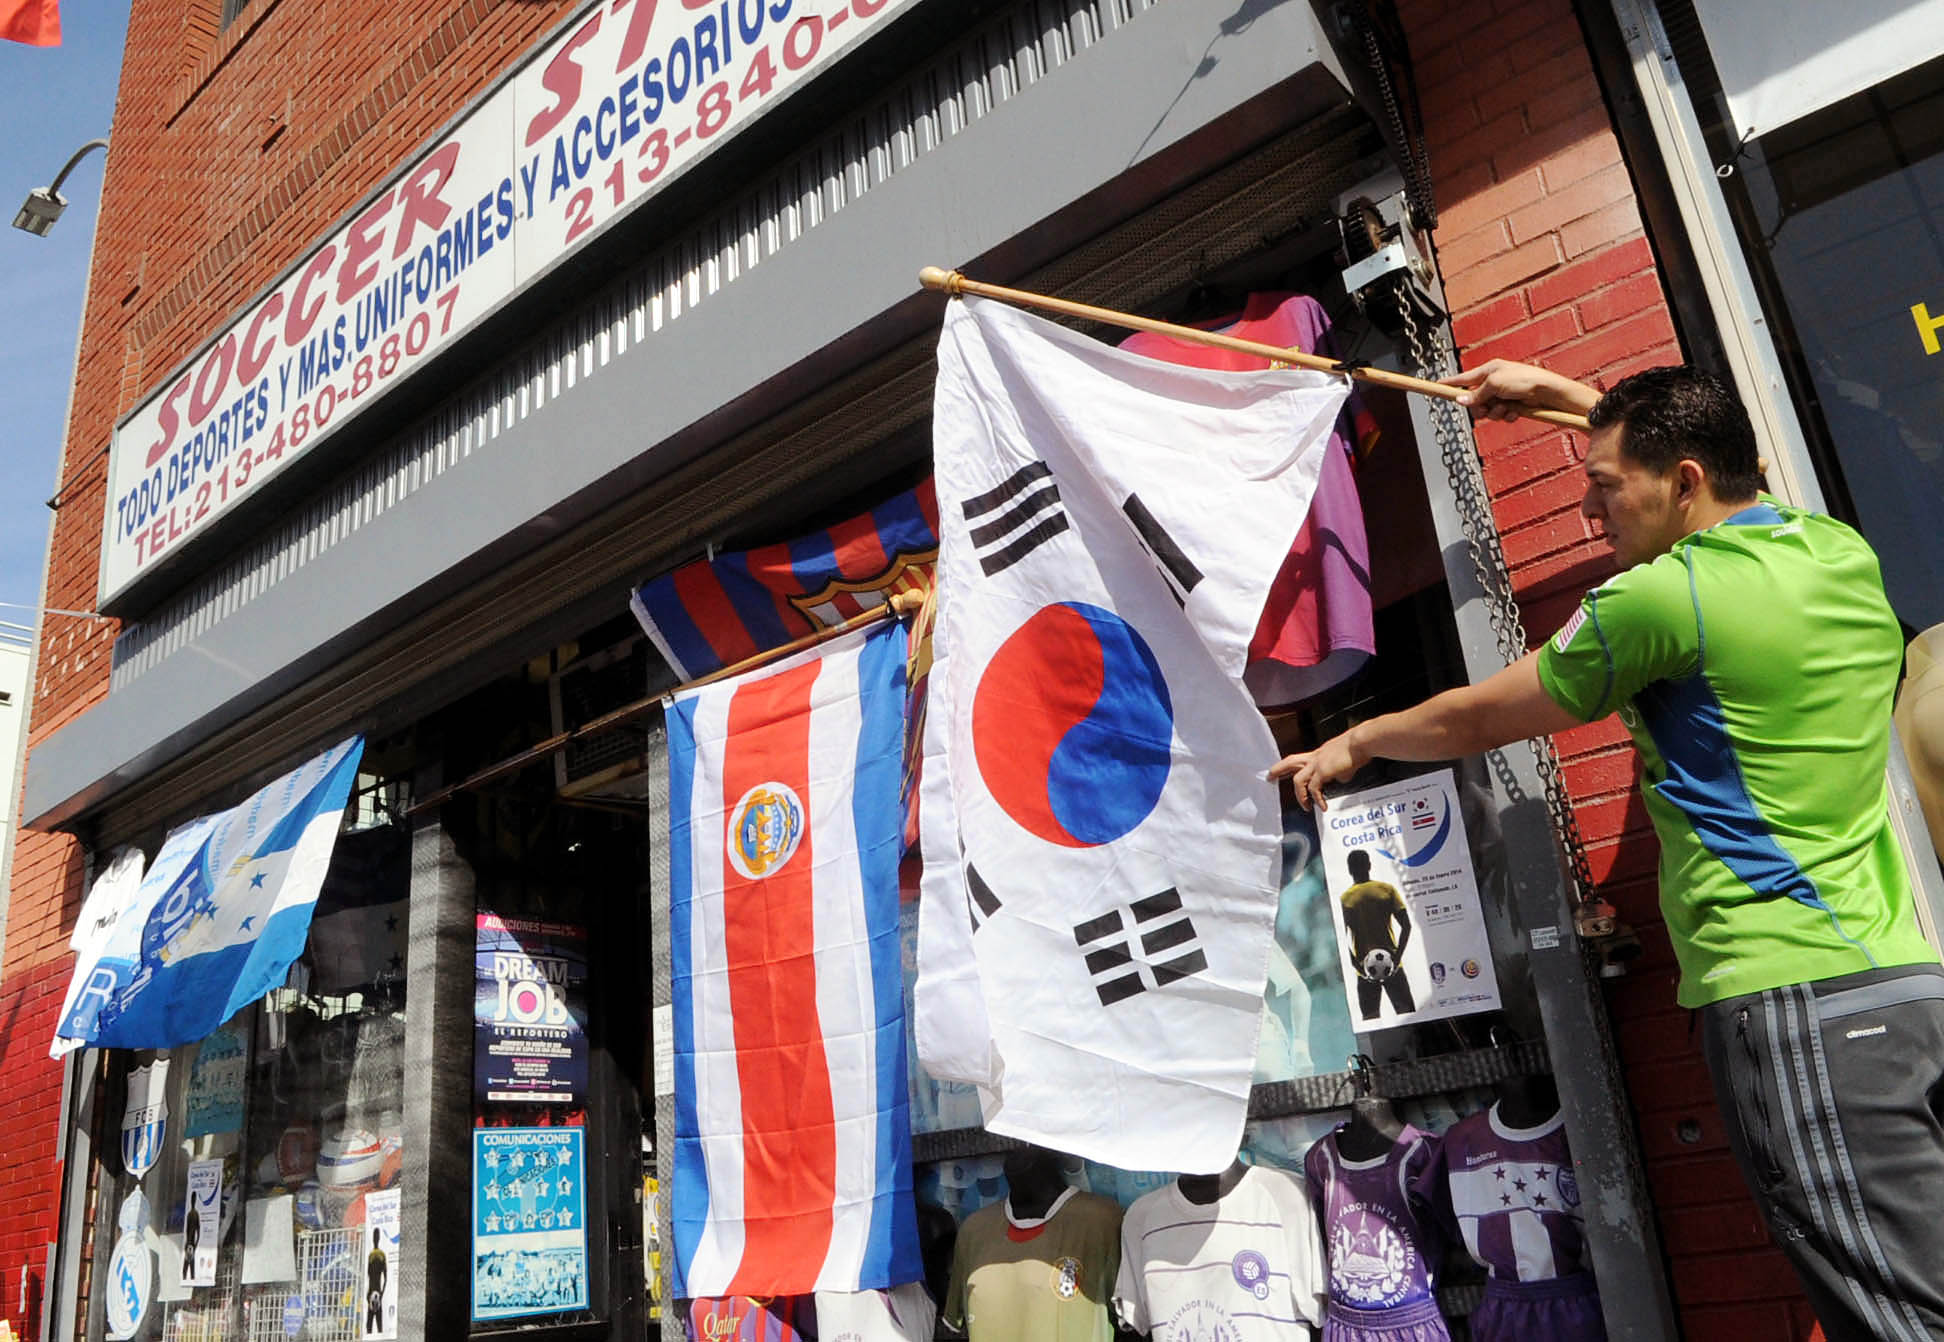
[1269,651,1584,810]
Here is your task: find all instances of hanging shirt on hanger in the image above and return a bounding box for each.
[813,1280,938,1341]
[1113,1164,1328,1339]
[684,1294,814,1341]
[1432,1103,1606,1341]
[944,1187,1121,1342]
[1303,1124,1451,1342]
[1120,292,1379,708]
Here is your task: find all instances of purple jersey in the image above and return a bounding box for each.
[1434,1106,1589,1282]
[1303,1126,1445,1314]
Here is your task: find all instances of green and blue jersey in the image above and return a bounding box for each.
[1537,498,1937,1005]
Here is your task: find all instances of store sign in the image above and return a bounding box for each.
[100,0,912,604]
[474,915,590,1105]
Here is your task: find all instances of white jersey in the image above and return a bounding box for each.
[1113,1165,1327,1339]
[814,1281,938,1342]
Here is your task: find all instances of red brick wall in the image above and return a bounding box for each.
[0,0,572,1332]
[1398,0,1816,1336]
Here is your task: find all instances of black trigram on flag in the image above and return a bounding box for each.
[1073,889,1207,1006]
[1121,492,1204,607]
[965,863,1002,932]
[962,461,1069,576]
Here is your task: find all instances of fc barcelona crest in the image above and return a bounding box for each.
[786,554,936,631]
[121,1059,170,1180]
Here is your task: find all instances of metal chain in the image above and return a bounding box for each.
[1352,1,1439,231]
[1400,296,1601,909]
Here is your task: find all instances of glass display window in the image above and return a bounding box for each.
[86,783,411,1342]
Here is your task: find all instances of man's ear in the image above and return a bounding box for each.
[1674,458,1708,507]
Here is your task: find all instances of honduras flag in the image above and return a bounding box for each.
[56,738,365,1051]
[666,621,922,1298]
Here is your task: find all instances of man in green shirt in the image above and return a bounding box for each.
[1274,360,1944,1341]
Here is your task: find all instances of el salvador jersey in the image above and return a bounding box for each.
[1302,1125,1445,1313]
[1114,1165,1327,1339]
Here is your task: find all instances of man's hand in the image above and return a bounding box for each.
[1269,729,1364,812]
[1443,359,1600,422]
[1269,652,1583,810]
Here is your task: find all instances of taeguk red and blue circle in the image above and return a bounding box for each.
[972,602,1173,848]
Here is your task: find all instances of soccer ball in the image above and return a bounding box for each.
[317,1128,384,1188]
[277,1121,320,1183]
[1359,948,1397,982]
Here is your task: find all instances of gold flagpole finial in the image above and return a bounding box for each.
[918,266,964,296]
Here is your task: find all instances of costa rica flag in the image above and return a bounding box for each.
[666,619,923,1298]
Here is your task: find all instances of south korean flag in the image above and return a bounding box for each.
[915,295,1348,1173]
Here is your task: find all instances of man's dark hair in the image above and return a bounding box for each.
[1346,848,1371,881]
[1587,366,1764,501]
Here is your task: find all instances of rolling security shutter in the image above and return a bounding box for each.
[93,3,1384,846]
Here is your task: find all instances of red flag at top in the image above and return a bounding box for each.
[2,0,60,45]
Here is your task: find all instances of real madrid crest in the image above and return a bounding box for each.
[727,783,805,879]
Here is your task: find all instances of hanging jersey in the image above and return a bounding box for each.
[1120,291,1377,706]
[944,1190,1121,1342]
[813,1280,938,1341]
[1434,1105,1589,1282]
[1114,1165,1327,1339]
[684,1294,813,1341]
[1303,1127,1445,1315]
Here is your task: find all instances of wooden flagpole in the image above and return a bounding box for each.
[917,267,1593,433]
[405,590,924,815]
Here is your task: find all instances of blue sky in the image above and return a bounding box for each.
[0,2,132,624]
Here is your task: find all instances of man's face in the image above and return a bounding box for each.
[1580,424,1685,568]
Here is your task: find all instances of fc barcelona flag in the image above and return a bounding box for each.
[631,484,939,681]
[666,620,923,1297]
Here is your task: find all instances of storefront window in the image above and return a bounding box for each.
[89,795,412,1342]
[1675,20,1944,633]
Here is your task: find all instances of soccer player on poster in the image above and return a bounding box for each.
[1337,848,1416,1022]
[1275,360,1944,1342]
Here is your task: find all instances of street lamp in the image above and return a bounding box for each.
[12,138,108,237]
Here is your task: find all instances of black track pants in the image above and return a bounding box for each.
[1698,964,1944,1341]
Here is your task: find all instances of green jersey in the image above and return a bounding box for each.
[1536,498,1936,1005]
[944,1190,1121,1342]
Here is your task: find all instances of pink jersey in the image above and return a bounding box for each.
[1433,1105,1589,1282]
[1120,293,1377,707]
